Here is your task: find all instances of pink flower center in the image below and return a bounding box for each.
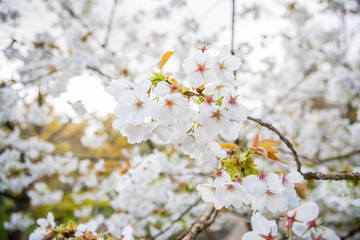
[282,176,288,184]
[286,213,296,227]
[259,173,266,180]
[170,85,179,93]
[228,96,237,105]
[260,231,277,240]
[165,99,175,109]
[197,63,207,73]
[205,96,213,105]
[307,220,318,229]
[226,184,234,192]
[266,189,274,196]
[211,110,222,121]
[235,177,243,183]
[215,170,222,177]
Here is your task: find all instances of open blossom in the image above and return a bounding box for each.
[116,122,157,144]
[213,181,249,209]
[243,173,290,213]
[152,92,188,125]
[29,212,56,240]
[242,212,278,240]
[111,80,152,126]
[197,106,232,141]
[197,170,249,210]
[121,225,134,240]
[215,46,241,84]
[106,78,135,97]
[182,52,218,88]
[196,178,218,203]
[287,202,340,240]
[223,92,248,122]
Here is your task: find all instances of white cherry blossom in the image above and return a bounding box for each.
[215,46,241,84]
[242,212,278,240]
[182,53,218,88]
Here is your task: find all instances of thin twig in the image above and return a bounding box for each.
[302,172,360,181]
[231,0,236,56]
[67,155,126,161]
[152,198,201,239]
[60,0,89,29]
[247,116,360,181]
[103,0,118,48]
[176,204,218,240]
[86,65,112,79]
[46,120,71,141]
[247,116,302,173]
[318,150,360,162]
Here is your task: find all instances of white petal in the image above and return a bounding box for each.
[323,227,340,240]
[286,171,304,184]
[251,212,271,235]
[242,231,264,240]
[294,201,319,222]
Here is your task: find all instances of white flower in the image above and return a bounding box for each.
[197,170,249,210]
[196,178,217,203]
[198,106,232,141]
[153,81,180,97]
[214,182,249,210]
[281,171,304,207]
[29,212,56,240]
[242,212,278,240]
[152,92,188,125]
[289,202,340,240]
[114,90,152,125]
[106,78,135,97]
[182,53,218,88]
[223,92,248,122]
[117,122,157,144]
[244,173,289,213]
[121,225,134,240]
[37,212,55,228]
[3,212,33,231]
[215,46,241,84]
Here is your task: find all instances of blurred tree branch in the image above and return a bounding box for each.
[152,198,201,239]
[176,204,218,240]
[103,0,118,48]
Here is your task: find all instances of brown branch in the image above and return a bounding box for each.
[86,65,112,80]
[176,204,218,240]
[247,116,302,173]
[247,116,360,181]
[152,198,201,239]
[302,172,360,181]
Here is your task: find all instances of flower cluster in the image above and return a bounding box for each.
[29,212,134,240]
[107,46,247,165]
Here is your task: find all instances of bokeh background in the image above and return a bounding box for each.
[0,0,360,239]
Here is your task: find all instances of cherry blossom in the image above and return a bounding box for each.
[182,52,218,88]
[242,212,278,240]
